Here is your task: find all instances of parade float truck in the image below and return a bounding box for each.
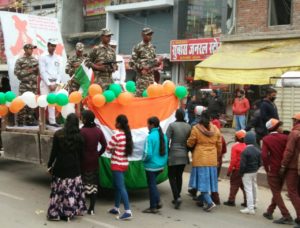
[0,12,186,189]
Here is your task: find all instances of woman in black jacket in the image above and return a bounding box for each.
[47,113,87,221]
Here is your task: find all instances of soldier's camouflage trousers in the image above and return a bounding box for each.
[136,73,154,97]
[94,76,113,91]
[18,82,37,126]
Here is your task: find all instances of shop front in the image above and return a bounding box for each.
[170,37,221,93]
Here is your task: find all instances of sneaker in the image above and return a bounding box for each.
[223,201,236,207]
[263,212,273,220]
[240,208,255,215]
[117,212,133,220]
[174,198,182,209]
[108,208,120,215]
[241,202,247,207]
[204,203,216,212]
[196,201,204,207]
[88,209,95,215]
[188,189,197,197]
[47,216,60,221]
[156,202,163,209]
[142,208,158,214]
[273,217,293,225]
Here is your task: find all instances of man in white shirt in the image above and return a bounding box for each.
[39,38,62,127]
[110,40,126,88]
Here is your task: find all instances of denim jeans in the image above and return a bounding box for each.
[199,192,213,205]
[146,170,161,209]
[112,171,130,210]
[235,115,246,130]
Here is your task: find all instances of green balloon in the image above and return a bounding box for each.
[125,81,136,93]
[142,90,148,97]
[47,93,57,105]
[103,90,116,103]
[109,83,122,97]
[175,86,187,99]
[5,91,16,102]
[55,93,69,106]
[0,92,6,104]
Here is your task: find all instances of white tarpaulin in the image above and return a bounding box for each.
[0,12,68,94]
[276,71,300,87]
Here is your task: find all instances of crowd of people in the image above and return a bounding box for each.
[45,84,300,227]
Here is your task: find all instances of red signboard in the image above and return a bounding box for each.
[0,0,13,8]
[170,38,220,62]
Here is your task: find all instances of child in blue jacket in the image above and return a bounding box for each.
[142,116,168,214]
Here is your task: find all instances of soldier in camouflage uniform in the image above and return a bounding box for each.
[65,42,85,92]
[14,43,39,126]
[85,28,116,90]
[129,28,161,97]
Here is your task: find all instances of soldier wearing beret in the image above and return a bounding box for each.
[14,43,39,126]
[85,28,116,90]
[129,28,161,97]
[65,42,85,92]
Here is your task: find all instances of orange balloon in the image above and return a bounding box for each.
[88,84,102,97]
[9,97,25,113]
[147,84,157,97]
[69,91,82,104]
[156,84,164,96]
[0,105,8,116]
[147,84,164,97]
[92,94,106,108]
[163,80,176,94]
[118,92,134,106]
[55,105,62,112]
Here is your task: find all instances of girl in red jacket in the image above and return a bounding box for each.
[223,130,247,207]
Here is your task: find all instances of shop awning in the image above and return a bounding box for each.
[195,39,300,85]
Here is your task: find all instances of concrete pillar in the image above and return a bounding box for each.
[61,0,84,36]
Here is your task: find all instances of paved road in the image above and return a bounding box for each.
[0,159,297,228]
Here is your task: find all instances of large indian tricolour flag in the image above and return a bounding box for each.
[86,95,179,189]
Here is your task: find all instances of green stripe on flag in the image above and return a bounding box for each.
[75,65,91,97]
[99,157,168,190]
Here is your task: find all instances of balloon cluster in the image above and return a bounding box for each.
[0,89,83,118]
[0,80,188,117]
[90,81,135,108]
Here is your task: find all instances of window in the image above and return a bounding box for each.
[269,0,292,26]
[185,0,223,38]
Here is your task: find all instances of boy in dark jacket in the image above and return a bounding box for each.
[239,131,261,215]
[262,118,293,224]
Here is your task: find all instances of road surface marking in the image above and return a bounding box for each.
[83,217,118,228]
[0,191,24,201]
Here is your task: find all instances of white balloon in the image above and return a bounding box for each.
[61,103,75,118]
[21,91,37,108]
[57,89,69,96]
[37,95,48,108]
[5,101,11,107]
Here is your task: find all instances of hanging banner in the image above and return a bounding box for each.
[84,0,111,16]
[0,12,68,93]
[170,38,220,62]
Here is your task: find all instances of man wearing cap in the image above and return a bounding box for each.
[110,40,126,88]
[261,118,293,224]
[85,28,116,90]
[207,89,225,118]
[280,113,300,227]
[129,27,160,97]
[65,42,85,92]
[14,43,39,126]
[39,38,62,127]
